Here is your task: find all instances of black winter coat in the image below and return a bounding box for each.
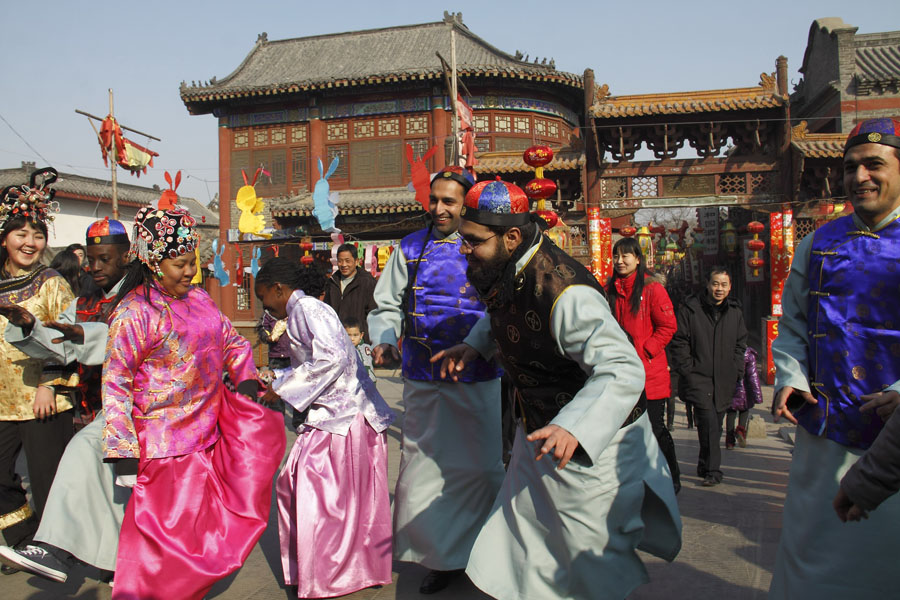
[669,293,748,411]
[324,267,377,342]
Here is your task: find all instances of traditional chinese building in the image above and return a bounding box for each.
[180,12,585,324]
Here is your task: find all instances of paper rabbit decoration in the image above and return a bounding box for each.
[250,247,261,277]
[158,171,181,209]
[312,157,341,232]
[236,168,270,239]
[406,144,438,211]
[211,239,230,286]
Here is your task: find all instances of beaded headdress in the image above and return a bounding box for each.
[128,206,199,271]
[0,167,60,231]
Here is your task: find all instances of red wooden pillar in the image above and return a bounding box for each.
[309,118,325,175]
[432,96,448,171]
[210,125,233,312]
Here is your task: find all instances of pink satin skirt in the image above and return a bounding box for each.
[277,413,392,598]
[112,389,286,600]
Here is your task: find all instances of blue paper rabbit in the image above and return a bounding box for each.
[212,239,230,287]
[312,157,341,233]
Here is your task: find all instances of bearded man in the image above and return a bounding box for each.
[435,179,681,600]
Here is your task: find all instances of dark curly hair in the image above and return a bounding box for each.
[255,257,327,298]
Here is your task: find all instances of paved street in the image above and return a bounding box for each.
[6,374,794,600]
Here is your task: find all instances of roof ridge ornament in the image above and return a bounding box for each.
[759,71,776,92]
[443,11,464,26]
[792,120,810,140]
[257,32,268,44]
[595,83,612,103]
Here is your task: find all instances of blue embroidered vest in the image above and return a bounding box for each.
[800,214,900,449]
[399,229,501,382]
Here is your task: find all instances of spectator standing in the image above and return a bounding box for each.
[726,347,762,448]
[324,243,377,343]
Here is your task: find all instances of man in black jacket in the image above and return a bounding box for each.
[324,243,377,342]
[669,267,747,486]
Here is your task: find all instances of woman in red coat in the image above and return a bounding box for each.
[607,237,680,492]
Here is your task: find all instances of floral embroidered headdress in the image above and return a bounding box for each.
[0,167,60,231]
[129,206,200,274]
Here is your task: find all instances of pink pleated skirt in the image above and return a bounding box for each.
[111,389,286,600]
[277,412,392,598]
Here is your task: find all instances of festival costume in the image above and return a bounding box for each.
[464,234,682,600]
[102,207,285,599]
[770,118,900,599]
[368,224,504,571]
[459,179,681,600]
[0,169,76,546]
[272,291,394,598]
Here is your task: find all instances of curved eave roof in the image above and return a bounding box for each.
[591,86,786,119]
[792,134,846,159]
[270,187,423,218]
[180,20,581,108]
[475,149,585,175]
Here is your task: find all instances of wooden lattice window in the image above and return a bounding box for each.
[354,120,375,138]
[253,129,269,146]
[474,137,491,152]
[233,130,249,149]
[237,272,252,311]
[291,148,308,192]
[534,118,547,137]
[253,149,286,196]
[719,174,747,195]
[513,116,530,134]
[795,217,815,245]
[749,172,774,195]
[378,118,400,137]
[631,176,658,198]
[547,120,559,138]
[327,122,348,141]
[407,139,430,161]
[601,178,626,199]
[271,127,286,145]
[473,114,489,133]
[405,115,429,135]
[494,137,531,151]
[350,139,401,187]
[291,125,308,144]
[495,115,511,133]
[326,144,349,179]
[230,150,251,200]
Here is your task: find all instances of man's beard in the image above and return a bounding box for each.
[466,246,518,310]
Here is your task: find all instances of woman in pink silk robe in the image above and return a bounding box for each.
[256,258,395,598]
[102,206,285,600]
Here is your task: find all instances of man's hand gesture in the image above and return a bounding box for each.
[44,321,85,345]
[431,344,479,381]
[526,424,580,470]
[372,344,400,368]
[860,390,900,422]
[0,304,36,331]
[772,386,816,424]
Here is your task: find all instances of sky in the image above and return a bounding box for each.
[2,0,897,206]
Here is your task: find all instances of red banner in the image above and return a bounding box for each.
[764,317,779,385]
[587,208,611,284]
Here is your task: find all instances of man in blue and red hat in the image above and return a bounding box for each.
[770,117,900,599]
[0,217,133,583]
[368,166,504,594]
[433,178,682,600]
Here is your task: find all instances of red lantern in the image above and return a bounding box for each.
[748,257,765,269]
[299,241,313,252]
[524,177,557,200]
[536,209,559,229]
[747,239,766,252]
[620,226,637,237]
[300,255,314,265]
[523,145,554,168]
[747,221,765,235]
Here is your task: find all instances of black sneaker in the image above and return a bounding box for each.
[0,543,69,583]
[701,475,720,487]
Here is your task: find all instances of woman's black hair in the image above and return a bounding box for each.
[0,216,50,276]
[256,257,327,299]
[113,260,155,308]
[607,237,647,317]
[49,250,83,296]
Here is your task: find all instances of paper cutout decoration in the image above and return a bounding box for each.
[250,247,261,277]
[329,232,344,272]
[232,243,244,286]
[99,116,158,177]
[191,246,202,284]
[365,244,376,276]
[406,144,438,211]
[211,239,230,286]
[312,157,341,232]
[236,168,270,239]
[377,246,393,272]
[158,171,181,209]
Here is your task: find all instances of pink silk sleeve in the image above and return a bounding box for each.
[102,298,152,459]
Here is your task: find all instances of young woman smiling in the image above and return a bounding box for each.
[0,170,77,557]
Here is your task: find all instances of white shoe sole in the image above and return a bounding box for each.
[0,546,67,583]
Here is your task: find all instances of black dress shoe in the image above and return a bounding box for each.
[701,475,720,487]
[1,562,20,575]
[419,569,464,594]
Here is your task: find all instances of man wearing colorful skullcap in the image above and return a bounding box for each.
[0,217,133,583]
[434,178,682,600]
[770,117,900,599]
[368,166,504,594]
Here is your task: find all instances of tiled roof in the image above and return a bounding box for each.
[0,166,218,226]
[856,43,900,84]
[474,148,584,174]
[590,79,785,119]
[180,18,580,106]
[270,187,422,218]
[792,135,846,159]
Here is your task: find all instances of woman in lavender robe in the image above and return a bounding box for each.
[256,258,395,599]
